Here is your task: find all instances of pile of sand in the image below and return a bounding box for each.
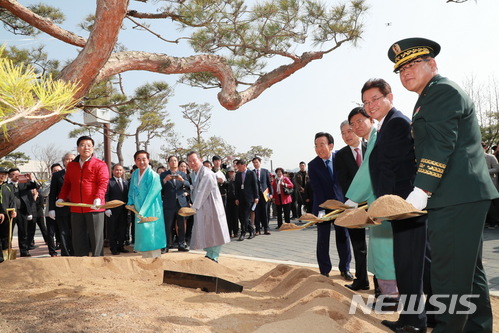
[335,208,377,229]
[1,253,497,332]
[367,195,423,219]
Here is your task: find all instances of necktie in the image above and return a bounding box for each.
[354,148,362,167]
[118,178,123,191]
[256,169,260,180]
[325,159,333,180]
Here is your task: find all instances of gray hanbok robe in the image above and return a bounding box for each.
[190,166,230,250]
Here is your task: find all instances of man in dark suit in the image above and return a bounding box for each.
[335,119,369,291]
[8,168,38,257]
[234,159,259,241]
[252,156,272,235]
[48,152,75,256]
[390,38,497,333]
[308,132,352,280]
[105,164,129,255]
[0,167,13,262]
[160,155,190,252]
[362,78,429,332]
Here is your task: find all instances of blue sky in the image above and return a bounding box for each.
[3,0,499,171]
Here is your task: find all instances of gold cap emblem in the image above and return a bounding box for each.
[392,43,402,55]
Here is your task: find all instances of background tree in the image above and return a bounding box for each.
[0,0,368,157]
[30,143,63,181]
[133,82,174,152]
[241,145,274,163]
[0,151,30,169]
[465,76,499,148]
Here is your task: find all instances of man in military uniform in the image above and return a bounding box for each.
[390,37,497,333]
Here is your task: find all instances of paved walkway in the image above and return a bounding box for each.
[8,218,499,296]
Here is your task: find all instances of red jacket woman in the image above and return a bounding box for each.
[271,168,294,227]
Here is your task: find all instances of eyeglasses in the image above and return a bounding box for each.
[395,58,430,74]
[362,95,384,108]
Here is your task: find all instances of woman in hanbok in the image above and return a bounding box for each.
[127,150,166,258]
[346,116,398,301]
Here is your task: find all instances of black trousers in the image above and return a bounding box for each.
[348,228,368,285]
[237,199,251,234]
[107,208,128,252]
[12,214,28,253]
[391,215,429,327]
[164,202,186,247]
[276,203,291,227]
[56,213,73,256]
[27,216,50,249]
[225,199,238,236]
[45,217,59,255]
[254,194,269,232]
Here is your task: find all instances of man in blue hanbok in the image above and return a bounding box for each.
[128,150,166,258]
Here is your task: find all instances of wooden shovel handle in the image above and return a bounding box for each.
[57,200,125,209]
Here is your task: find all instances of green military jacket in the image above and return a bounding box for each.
[412,74,498,209]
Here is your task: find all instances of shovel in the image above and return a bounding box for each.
[1,208,17,260]
[57,200,125,209]
[283,204,368,231]
[282,209,344,231]
[178,207,196,217]
[125,205,158,223]
[319,200,367,210]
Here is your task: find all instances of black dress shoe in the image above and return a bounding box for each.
[248,232,255,239]
[161,248,169,254]
[119,247,130,253]
[238,233,245,241]
[20,252,31,257]
[111,250,120,255]
[381,320,426,333]
[340,271,354,281]
[264,230,271,235]
[178,243,190,252]
[345,280,369,291]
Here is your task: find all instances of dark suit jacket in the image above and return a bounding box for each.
[49,169,70,216]
[234,170,258,204]
[369,108,416,199]
[335,142,367,196]
[11,181,37,215]
[308,153,344,215]
[1,183,15,210]
[105,177,129,212]
[254,168,272,196]
[160,170,190,209]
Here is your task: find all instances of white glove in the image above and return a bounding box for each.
[406,187,428,210]
[105,209,112,217]
[344,199,358,208]
[48,210,56,220]
[55,199,64,207]
[27,215,33,221]
[90,198,101,210]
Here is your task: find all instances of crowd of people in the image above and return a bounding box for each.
[0,37,496,332]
